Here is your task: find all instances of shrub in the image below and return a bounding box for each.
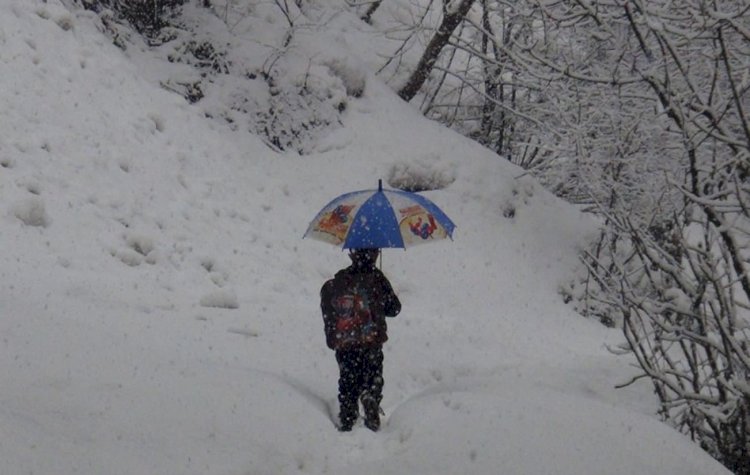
[82,0,186,35]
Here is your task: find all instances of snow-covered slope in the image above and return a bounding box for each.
[0,1,730,474]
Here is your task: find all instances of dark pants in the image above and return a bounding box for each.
[335,347,384,426]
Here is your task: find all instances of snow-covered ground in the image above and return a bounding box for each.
[0,1,731,474]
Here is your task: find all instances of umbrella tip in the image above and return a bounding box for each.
[378,179,383,192]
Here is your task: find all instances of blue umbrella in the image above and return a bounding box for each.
[304,180,455,249]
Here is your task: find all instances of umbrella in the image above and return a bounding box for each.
[304,179,455,249]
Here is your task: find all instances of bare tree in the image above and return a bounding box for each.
[560,1,750,472]
[389,0,750,470]
[397,0,475,102]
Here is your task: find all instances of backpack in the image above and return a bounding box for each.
[321,273,382,350]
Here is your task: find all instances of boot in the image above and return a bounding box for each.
[361,394,381,432]
[339,402,358,432]
[339,419,354,432]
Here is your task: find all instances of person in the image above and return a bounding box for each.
[320,248,401,432]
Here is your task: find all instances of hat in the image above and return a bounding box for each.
[348,248,379,263]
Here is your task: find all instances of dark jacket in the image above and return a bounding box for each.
[320,264,401,350]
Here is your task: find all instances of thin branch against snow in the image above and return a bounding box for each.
[429,63,564,138]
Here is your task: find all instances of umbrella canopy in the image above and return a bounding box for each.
[304,180,455,249]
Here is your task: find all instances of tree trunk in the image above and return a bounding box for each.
[361,0,383,24]
[479,0,497,143]
[397,0,475,102]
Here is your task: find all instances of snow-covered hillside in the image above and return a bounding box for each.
[0,1,731,474]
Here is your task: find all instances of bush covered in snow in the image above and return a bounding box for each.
[81,0,188,35]
[387,156,456,192]
[84,0,363,154]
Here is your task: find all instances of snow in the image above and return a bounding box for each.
[0,1,730,474]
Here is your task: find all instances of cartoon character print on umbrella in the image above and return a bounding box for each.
[314,204,355,243]
[409,214,438,239]
[398,205,448,245]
